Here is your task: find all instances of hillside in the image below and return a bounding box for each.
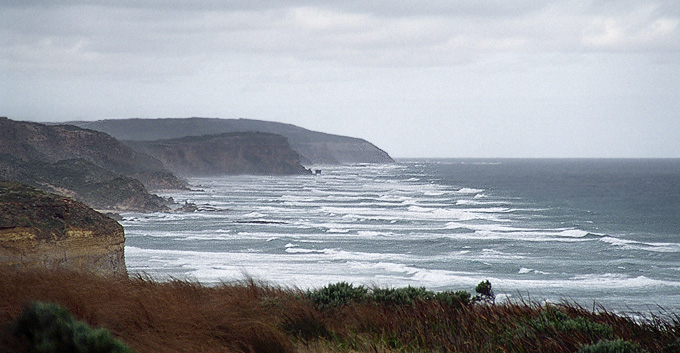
[67,117,394,165]
[0,117,185,191]
[0,155,169,212]
[126,132,311,176]
[0,181,127,276]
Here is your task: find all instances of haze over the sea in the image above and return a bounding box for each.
[1,1,679,158]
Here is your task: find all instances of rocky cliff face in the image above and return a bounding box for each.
[0,117,183,211]
[0,117,185,190]
[0,155,169,212]
[0,181,126,276]
[126,132,311,176]
[68,118,394,165]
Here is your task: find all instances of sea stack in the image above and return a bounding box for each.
[0,181,127,276]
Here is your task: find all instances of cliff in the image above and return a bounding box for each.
[67,118,394,165]
[0,117,183,211]
[126,132,311,176]
[0,117,185,190]
[0,155,169,212]
[0,181,127,276]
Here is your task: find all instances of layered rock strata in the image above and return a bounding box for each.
[0,181,127,276]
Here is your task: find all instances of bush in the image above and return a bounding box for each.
[434,290,471,307]
[372,286,433,306]
[308,282,477,309]
[577,339,648,353]
[527,309,613,338]
[306,282,369,309]
[474,280,495,303]
[11,302,134,353]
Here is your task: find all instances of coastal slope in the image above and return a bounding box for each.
[0,117,181,211]
[0,117,184,190]
[0,181,127,276]
[126,132,311,176]
[68,117,394,165]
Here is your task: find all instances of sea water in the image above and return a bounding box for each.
[122,159,680,313]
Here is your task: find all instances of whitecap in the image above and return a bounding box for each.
[457,188,484,194]
[556,229,590,238]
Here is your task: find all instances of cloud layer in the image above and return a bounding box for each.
[2,1,679,157]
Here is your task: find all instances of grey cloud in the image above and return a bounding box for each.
[2,0,679,158]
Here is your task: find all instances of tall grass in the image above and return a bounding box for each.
[1,266,678,353]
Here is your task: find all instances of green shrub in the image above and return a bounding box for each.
[306,282,369,309]
[528,309,613,338]
[11,301,134,353]
[371,286,434,306]
[474,280,495,303]
[434,290,471,307]
[577,339,647,353]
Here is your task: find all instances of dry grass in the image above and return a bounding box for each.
[1,266,678,353]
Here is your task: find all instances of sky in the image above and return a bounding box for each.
[1,1,679,158]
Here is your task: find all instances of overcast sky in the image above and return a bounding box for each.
[1,1,679,158]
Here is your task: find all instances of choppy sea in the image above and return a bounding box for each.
[122,159,680,313]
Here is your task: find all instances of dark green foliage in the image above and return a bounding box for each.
[11,302,134,353]
[474,280,495,303]
[665,338,680,353]
[434,290,472,307]
[526,309,614,338]
[307,282,474,309]
[306,282,369,309]
[371,286,433,306]
[577,339,648,353]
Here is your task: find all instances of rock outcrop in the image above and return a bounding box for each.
[67,118,394,165]
[0,181,127,276]
[126,132,311,176]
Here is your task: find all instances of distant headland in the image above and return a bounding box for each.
[67,117,394,165]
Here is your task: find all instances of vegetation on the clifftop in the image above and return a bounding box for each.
[0,181,122,241]
[1,267,679,353]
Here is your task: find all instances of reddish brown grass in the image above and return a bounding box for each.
[1,266,678,353]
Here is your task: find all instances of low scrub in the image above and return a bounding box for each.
[306,282,474,308]
[1,267,679,353]
[11,302,133,353]
[577,339,647,353]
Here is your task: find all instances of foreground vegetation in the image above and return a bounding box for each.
[1,267,679,353]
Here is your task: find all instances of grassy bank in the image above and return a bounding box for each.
[1,266,679,353]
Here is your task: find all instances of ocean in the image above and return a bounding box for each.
[122,159,680,314]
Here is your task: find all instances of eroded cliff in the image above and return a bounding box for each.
[0,181,127,276]
[0,117,185,190]
[0,117,182,211]
[126,132,311,176]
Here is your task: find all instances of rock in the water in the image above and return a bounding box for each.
[0,181,127,276]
